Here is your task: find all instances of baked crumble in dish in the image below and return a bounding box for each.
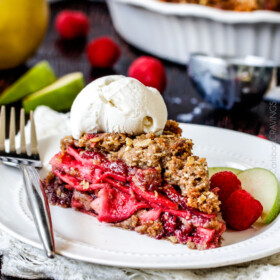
[159,0,280,12]
[43,120,226,250]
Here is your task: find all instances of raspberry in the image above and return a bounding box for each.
[55,10,89,39]
[161,212,178,233]
[87,37,121,68]
[257,134,267,140]
[128,56,167,93]
[222,189,263,231]
[210,171,241,205]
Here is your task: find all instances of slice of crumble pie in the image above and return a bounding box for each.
[43,120,225,250]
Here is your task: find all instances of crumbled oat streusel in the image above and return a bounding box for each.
[61,120,220,214]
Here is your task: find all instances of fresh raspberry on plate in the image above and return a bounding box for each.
[87,37,121,68]
[222,189,263,230]
[210,171,241,205]
[55,10,89,39]
[128,56,167,93]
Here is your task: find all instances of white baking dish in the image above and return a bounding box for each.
[107,0,280,64]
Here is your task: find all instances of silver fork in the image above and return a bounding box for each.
[0,106,55,258]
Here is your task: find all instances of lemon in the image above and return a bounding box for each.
[0,0,49,69]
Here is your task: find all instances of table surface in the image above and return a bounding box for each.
[1,0,280,279]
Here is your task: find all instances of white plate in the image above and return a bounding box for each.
[1,123,280,269]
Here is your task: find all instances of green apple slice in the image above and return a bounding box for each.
[209,167,242,178]
[23,72,85,112]
[0,61,56,104]
[237,168,280,224]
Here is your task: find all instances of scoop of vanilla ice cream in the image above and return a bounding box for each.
[70,75,168,139]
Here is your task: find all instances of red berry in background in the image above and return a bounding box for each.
[87,37,121,68]
[210,171,241,206]
[128,56,167,93]
[257,134,267,140]
[55,10,89,39]
[222,189,263,231]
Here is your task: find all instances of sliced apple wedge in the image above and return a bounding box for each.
[23,72,85,112]
[0,61,56,104]
[237,168,280,224]
[209,167,241,178]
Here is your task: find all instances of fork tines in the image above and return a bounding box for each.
[0,106,40,162]
[0,106,5,152]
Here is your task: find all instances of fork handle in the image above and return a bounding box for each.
[21,165,55,258]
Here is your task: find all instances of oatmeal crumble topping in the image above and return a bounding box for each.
[159,0,266,12]
[60,120,220,214]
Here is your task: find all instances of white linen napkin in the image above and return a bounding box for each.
[1,106,280,280]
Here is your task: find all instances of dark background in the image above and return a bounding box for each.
[1,0,280,279]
